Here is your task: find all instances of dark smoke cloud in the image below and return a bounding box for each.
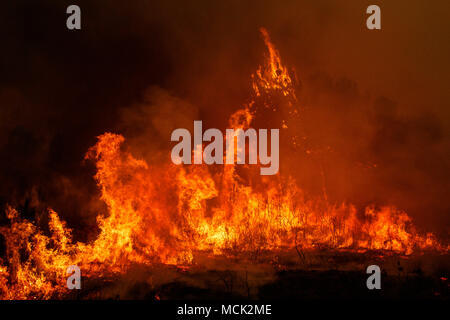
[0,0,448,239]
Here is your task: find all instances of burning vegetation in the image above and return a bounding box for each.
[0,28,448,300]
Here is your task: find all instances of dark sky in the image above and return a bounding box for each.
[0,0,449,238]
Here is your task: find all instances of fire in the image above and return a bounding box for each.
[0,28,447,300]
[252,28,296,100]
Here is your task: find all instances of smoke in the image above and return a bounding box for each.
[0,0,449,240]
[118,87,199,163]
[297,73,450,236]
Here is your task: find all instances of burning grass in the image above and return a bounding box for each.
[0,28,448,300]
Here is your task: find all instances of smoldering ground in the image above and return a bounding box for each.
[0,0,449,244]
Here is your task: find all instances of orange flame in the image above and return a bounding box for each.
[0,28,447,300]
